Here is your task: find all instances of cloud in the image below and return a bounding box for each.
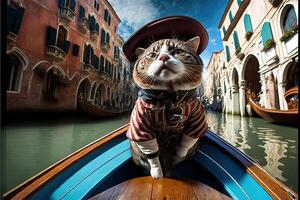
[108,0,160,40]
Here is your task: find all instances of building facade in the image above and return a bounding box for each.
[203,50,225,111]
[6,0,136,112]
[218,0,298,116]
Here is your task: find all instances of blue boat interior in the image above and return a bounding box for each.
[28,132,273,200]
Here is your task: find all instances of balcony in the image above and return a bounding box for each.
[90,31,99,41]
[59,7,75,24]
[7,32,17,42]
[77,17,88,34]
[101,42,110,52]
[47,45,66,61]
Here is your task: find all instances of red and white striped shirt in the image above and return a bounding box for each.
[127,98,208,142]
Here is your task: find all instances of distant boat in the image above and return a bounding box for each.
[80,96,126,118]
[248,94,298,125]
[4,124,297,200]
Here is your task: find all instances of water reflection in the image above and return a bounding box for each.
[206,110,298,192]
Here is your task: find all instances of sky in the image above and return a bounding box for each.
[108,0,228,76]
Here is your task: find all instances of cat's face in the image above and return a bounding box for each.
[133,36,203,91]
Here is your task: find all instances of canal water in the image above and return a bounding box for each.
[2,111,298,193]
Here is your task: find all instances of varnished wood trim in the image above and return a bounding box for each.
[3,124,130,200]
[206,131,298,200]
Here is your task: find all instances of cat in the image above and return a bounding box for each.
[126,36,208,179]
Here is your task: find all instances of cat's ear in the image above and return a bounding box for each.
[184,36,200,52]
[135,47,145,57]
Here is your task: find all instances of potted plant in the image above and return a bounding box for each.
[280,25,298,42]
[262,39,276,51]
[235,47,245,60]
[245,31,253,40]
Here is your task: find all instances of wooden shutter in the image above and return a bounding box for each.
[79,6,85,18]
[243,14,253,33]
[89,16,96,31]
[101,29,106,44]
[72,44,79,56]
[104,9,108,21]
[95,23,99,32]
[233,31,240,49]
[108,15,111,26]
[261,22,273,46]
[47,26,57,46]
[11,6,25,34]
[100,56,104,71]
[6,5,17,34]
[59,0,65,8]
[70,0,76,12]
[225,45,231,62]
[62,40,71,53]
[84,45,91,64]
[106,33,110,44]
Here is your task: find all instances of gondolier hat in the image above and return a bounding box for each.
[122,16,209,62]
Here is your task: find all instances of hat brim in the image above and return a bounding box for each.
[122,16,209,62]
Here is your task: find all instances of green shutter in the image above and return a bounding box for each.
[47,26,57,46]
[59,0,65,8]
[62,40,70,53]
[70,0,76,12]
[229,11,233,22]
[6,5,17,34]
[233,31,240,49]
[222,26,226,36]
[79,6,85,18]
[225,45,231,62]
[243,14,253,33]
[261,22,273,46]
[237,0,242,6]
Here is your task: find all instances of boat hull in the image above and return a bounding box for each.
[4,124,297,200]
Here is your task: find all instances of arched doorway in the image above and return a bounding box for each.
[242,55,261,114]
[77,78,91,111]
[231,68,240,115]
[89,82,97,102]
[282,61,298,109]
[94,84,105,107]
[44,67,64,100]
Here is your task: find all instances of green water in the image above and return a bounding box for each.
[2,111,298,193]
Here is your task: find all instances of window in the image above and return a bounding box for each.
[7,54,22,91]
[243,14,253,33]
[83,44,92,64]
[58,0,76,12]
[101,29,106,44]
[45,68,61,98]
[282,6,297,33]
[72,44,80,56]
[233,31,240,49]
[229,11,233,22]
[6,4,25,35]
[100,55,104,72]
[106,32,110,44]
[88,15,96,32]
[47,25,70,53]
[79,6,85,18]
[108,15,111,26]
[104,9,108,21]
[94,0,97,8]
[261,22,274,47]
[225,45,231,62]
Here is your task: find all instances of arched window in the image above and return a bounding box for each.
[7,54,23,91]
[45,67,63,98]
[233,31,240,49]
[56,25,68,50]
[225,45,231,62]
[261,22,274,47]
[282,6,297,33]
[243,14,253,33]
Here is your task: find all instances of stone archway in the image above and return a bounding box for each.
[241,54,261,115]
[231,68,240,115]
[76,78,91,111]
[95,84,105,107]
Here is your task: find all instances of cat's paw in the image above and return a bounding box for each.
[150,167,163,179]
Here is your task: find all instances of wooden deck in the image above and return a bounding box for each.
[89,176,232,200]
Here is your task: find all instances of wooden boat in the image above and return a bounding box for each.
[284,87,298,99]
[248,94,298,125]
[4,124,297,200]
[80,96,124,118]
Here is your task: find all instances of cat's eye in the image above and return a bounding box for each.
[148,53,157,58]
[174,49,184,54]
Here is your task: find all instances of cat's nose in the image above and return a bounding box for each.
[159,54,170,62]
